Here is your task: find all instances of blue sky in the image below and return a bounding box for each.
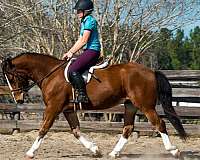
[42,0,200,37]
[183,20,200,37]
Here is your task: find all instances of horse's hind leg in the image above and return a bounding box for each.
[63,110,100,156]
[144,109,180,157]
[109,100,138,158]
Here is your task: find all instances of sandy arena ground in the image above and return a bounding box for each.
[0,130,200,160]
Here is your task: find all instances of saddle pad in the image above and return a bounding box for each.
[64,58,109,84]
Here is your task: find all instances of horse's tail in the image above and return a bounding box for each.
[155,71,187,140]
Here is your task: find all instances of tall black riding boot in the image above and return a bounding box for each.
[69,72,89,103]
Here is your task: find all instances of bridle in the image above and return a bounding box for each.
[4,71,30,93]
[3,60,69,94]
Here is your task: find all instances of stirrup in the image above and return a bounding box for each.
[69,94,89,104]
[69,99,79,104]
[77,94,89,103]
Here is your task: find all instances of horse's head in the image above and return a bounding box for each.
[1,57,29,104]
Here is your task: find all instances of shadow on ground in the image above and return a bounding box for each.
[119,150,200,160]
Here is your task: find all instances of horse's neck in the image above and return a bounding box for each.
[14,55,59,84]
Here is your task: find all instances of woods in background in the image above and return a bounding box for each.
[0,0,200,69]
[150,26,200,70]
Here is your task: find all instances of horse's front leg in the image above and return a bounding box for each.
[63,110,100,155]
[26,106,60,159]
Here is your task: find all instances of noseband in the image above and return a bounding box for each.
[4,71,30,93]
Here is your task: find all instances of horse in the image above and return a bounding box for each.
[1,52,186,159]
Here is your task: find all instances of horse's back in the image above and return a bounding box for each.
[125,62,155,80]
[97,62,155,80]
[97,62,157,107]
[94,61,156,93]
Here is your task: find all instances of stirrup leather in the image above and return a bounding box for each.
[70,87,89,111]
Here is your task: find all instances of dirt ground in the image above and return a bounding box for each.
[0,131,200,160]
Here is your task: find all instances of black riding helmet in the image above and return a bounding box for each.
[74,0,94,11]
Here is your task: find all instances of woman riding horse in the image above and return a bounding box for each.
[1,1,187,159]
[62,0,101,103]
[1,52,186,159]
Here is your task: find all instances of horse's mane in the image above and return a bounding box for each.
[12,52,59,61]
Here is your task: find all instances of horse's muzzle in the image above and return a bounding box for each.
[15,92,24,104]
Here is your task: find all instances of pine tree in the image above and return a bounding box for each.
[153,28,173,69]
[190,26,200,69]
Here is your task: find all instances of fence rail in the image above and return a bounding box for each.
[0,70,200,135]
[0,120,200,136]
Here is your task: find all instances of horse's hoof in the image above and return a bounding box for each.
[166,145,177,151]
[170,149,181,158]
[25,155,34,160]
[90,145,99,154]
[109,151,119,158]
[92,149,102,158]
[25,151,34,159]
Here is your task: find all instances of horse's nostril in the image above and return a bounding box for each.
[17,100,24,104]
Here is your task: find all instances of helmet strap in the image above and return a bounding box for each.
[81,10,92,20]
[81,10,85,20]
[83,10,85,17]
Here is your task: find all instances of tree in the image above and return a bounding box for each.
[153,28,173,69]
[190,26,200,69]
[172,29,183,69]
[0,0,79,58]
[0,0,200,64]
[94,0,200,63]
[182,37,193,69]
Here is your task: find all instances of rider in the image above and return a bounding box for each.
[62,0,101,103]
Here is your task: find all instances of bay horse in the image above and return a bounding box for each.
[1,52,186,159]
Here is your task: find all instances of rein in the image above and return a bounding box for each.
[5,60,69,93]
[28,60,69,89]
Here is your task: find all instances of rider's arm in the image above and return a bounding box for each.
[62,30,91,59]
[71,30,91,53]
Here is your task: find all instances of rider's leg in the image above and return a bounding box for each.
[68,49,100,103]
[69,71,89,103]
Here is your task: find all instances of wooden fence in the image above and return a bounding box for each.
[0,70,200,135]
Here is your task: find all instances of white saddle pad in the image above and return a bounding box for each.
[64,58,109,83]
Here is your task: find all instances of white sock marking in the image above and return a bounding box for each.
[79,135,98,154]
[109,135,128,157]
[26,136,43,158]
[159,132,177,151]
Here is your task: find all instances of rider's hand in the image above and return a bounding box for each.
[62,51,73,60]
